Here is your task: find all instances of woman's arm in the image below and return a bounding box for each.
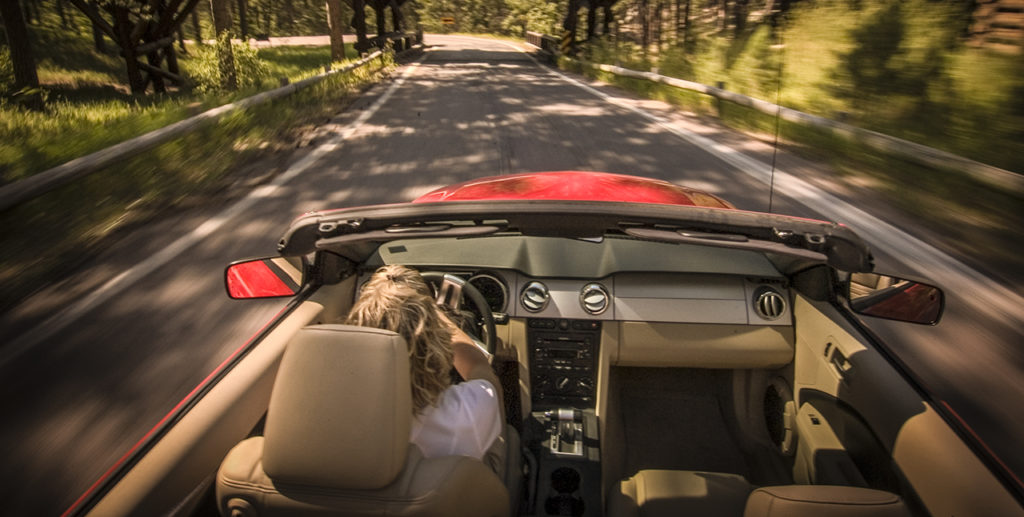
[443,314,505,421]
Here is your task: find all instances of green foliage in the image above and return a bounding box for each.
[502,0,561,36]
[187,35,269,92]
[583,0,1021,173]
[415,0,512,34]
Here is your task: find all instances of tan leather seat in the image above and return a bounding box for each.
[608,470,909,517]
[216,325,510,517]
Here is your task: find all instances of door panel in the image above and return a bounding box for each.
[792,295,1023,517]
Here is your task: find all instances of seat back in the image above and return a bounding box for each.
[216,324,509,517]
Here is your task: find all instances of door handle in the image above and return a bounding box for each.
[830,347,852,378]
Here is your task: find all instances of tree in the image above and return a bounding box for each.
[349,0,369,52]
[88,0,107,52]
[733,0,749,36]
[236,0,250,37]
[675,0,690,45]
[69,0,199,94]
[0,0,42,108]
[210,0,238,90]
[326,0,347,61]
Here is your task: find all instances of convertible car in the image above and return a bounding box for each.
[65,172,1022,516]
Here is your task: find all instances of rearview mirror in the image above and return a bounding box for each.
[848,272,943,325]
[225,257,301,299]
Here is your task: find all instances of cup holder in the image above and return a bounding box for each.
[551,467,580,493]
[545,467,584,516]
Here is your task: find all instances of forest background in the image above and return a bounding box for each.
[1,0,1023,312]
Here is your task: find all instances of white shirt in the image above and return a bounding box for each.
[410,379,502,459]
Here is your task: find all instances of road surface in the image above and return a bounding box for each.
[0,35,1020,515]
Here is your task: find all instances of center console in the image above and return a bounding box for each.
[524,319,602,517]
[528,318,600,408]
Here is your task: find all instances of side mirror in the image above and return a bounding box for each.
[847,272,944,325]
[225,257,301,299]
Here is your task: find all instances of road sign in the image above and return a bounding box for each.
[441,17,455,25]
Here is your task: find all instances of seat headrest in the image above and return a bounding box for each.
[262,324,412,491]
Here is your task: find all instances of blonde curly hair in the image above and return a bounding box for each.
[346,265,454,414]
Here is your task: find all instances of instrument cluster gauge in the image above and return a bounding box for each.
[468,272,508,313]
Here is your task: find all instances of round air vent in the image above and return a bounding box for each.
[520,281,550,312]
[754,287,787,320]
[579,283,610,315]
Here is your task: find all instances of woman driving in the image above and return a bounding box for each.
[346,264,505,461]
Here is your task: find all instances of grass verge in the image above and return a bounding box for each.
[0,52,395,314]
[1,43,355,184]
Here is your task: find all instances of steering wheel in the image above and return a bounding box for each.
[421,272,497,355]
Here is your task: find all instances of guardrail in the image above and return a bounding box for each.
[525,31,559,59]
[582,62,1022,193]
[526,38,1021,193]
[0,34,422,212]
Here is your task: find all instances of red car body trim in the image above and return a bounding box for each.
[413,171,735,208]
[939,400,1024,492]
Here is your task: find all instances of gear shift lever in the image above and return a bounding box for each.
[548,408,584,456]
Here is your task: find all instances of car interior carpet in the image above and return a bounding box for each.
[614,367,751,479]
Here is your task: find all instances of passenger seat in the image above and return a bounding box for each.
[607,470,909,517]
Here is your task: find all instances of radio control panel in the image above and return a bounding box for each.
[528,318,600,408]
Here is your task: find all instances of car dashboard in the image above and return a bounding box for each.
[356,265,796,411]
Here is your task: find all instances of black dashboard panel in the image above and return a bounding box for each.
[527,318,601,409]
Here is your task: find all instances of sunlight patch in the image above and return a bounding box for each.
[536,103,607,116]
[400,184,448,200]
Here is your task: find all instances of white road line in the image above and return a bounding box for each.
[0,56,428,369]
[470,35,1024,324]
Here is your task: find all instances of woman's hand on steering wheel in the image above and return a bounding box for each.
[420,272,497,355]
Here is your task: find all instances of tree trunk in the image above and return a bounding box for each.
[602,1,612,36]
[0,0,42,107]
[733,0,748,36]
[20,0,40,25]
[655,1,663,52]
[236,0,249,38]
[87,1,107,52]
[112,5,147,94]
[281,0,295,34]
[389,0,402,34]
[56,0,74,30]
[373,1,386,37]
[639,0,649,54]
[191,9,202,42]
[563,0,580,48]
[674,0,680,41]
[326,0,346,61]
[682,0,689,45]
[350,0,369,53]
[265,0,276,34]
[586,0,597,41]
[210,0,237,90]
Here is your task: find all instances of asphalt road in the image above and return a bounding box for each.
[0,35,1021,515]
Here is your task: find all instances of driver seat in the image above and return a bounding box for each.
[216,325,510,517]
